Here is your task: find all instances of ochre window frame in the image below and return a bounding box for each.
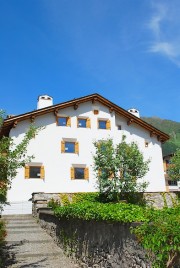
[25,165,45,179]
[77,118,91,128]
[61,141,79,154]
[56,116,71,127]
[70,167,89,180]
[98,119,111,130]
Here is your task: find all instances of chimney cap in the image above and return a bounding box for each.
[128,108,140,118]
[37,95,53,109]
[37,94,53,101]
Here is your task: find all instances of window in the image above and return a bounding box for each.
[94,110,99,115]
[145,141,149,147]
[71,167,89,180]
[118,125,122,130]
[65,142,75,153]
[25,165,45,179]
[77,118,91,128]
[98,119,111,130]
[61,141,79,154]
[168,180,177,186]
[57,117,71,127]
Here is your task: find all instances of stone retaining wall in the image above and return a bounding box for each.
[32,192,179,216]
[37,209,152,268]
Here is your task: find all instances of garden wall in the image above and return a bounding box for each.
[32,192,179,216]
[37,209,151,268]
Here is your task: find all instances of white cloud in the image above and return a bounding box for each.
[148,1,180,66]
[149,42,177,57]
[148,4,167,38]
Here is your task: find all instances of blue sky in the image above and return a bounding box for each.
[0,0,179,121]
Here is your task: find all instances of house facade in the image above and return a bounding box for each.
[163,154,180,192]
[1,94,169,213]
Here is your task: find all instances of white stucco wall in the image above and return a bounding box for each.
[7,101,166,202]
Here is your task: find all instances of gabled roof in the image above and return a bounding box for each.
[0,93,169,142]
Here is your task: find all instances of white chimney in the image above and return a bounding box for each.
[37,95,53,109]
[128,108,140,118]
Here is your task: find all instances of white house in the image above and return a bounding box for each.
[1,93,169,214]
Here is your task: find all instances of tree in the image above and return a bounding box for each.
[0,110,40,209]
[93,136,150,202]
[168,149,180,181]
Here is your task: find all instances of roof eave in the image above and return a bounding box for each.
[0,93,170,142]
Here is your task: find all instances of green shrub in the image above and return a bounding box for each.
[0,220,6,268]
[53,200,149,223]
[132,205,180,268]
[52,193,180,268]
[0,220,6,245]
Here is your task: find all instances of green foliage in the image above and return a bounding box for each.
[0,111,41,208]
[93,137,150,202]
[132,205,180,268]
[142,116,180,156]
[48,193,99,208]
[60,194,71,206]
[48,198,60,209]
[0,220,6,246]
[168,148,180,181]
[51,192,180,268]
[54,200,150,223]
[71,192,99,203]
[0,220,6,268]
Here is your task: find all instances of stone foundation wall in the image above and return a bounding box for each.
[37,209,152,268]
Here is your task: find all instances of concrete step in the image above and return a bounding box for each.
[4,254,78,268]
[5,223,38,228]
[6,239,52,245]
[4,219,37,223]
[6,233,54,243]
[2,215,77,268]
[2,214,33,220]
[6,225,41,229]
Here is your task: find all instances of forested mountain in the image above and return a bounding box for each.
[142,117,180,156]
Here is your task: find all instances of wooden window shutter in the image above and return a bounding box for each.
[40,166,45,179]
[75,142,79,154]
[109,172,114,180]
[97,120,100,129]
[25,166,30,179]
[86,118,91,128]
[61,141,65,153]
[98,169,102,176]
[67,117,71,127]
[71,167,74,179]
[106,120,111,130]
[84,168,89,180]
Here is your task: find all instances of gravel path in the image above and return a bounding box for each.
[2,214,78,268]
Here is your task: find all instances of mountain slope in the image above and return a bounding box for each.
[142,117,180,156]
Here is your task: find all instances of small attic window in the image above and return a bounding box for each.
[47,97,51,100]
[41,96,45,99]
[145,141,149,147]
[94,110,99,115]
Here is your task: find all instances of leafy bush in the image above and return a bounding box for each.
[51,192,180,268]
[132,205,180,268]
[0,220,6,245]
[48,193,99,208]
[53,200,150,223]
[0,220,6,268]
[93,137,150,202]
